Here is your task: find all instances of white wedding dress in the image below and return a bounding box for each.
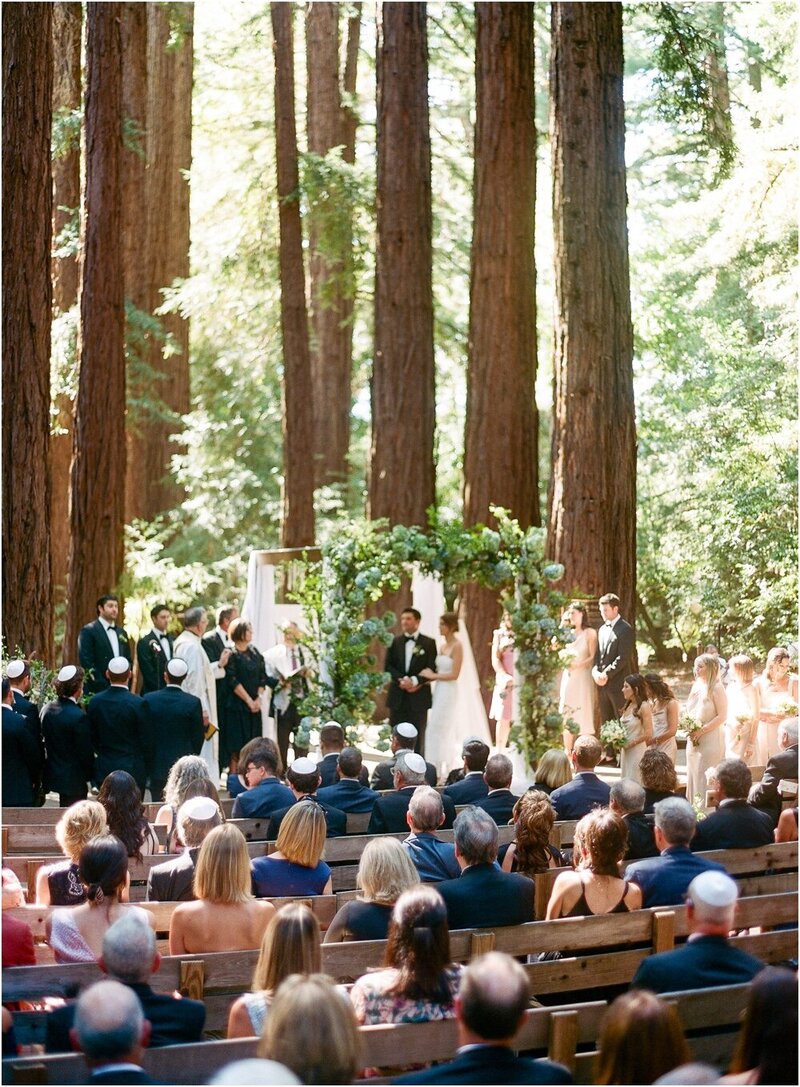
[425,648,493,780]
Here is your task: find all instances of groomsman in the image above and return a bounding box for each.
[87,657,153,794]
[384,608,437,753]
[592,592,636,764]
[137,604,174,694]
[143,658,205,804]
[78,594,133,695]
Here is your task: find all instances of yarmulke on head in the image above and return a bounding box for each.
[179,795,218,822]
[107,656,130,676]
[396,722,418,741]
[688,870,738,910]
[290,757,318,776]
[166,658,189,679]
[57,665,78,683]
[404,752,427,775]
[6,659,25,680]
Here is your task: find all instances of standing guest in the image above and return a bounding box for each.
[691,759,774,850]
[402,786,461,882]
[369,753,456,835]
[252,802,332,898]
[750,716,799,825]
[224,618,268,778]
[264,621,312,769]
[725,655,761,763]
[546,810,641,919]
[169,823,275,954]
[41,665,92,807]
[1,677,41,806]
[370,722,437,791]
[143,658,205,805]
[227,905,321,1038]
[266,757,347,839]
[594,991,691,1086]
[230,743,293,819]
[719,967,798,1086]
[754,646,798,764]
[549,735,611,821]
[325,837,420,943]
[443,739,490,804]
[317,747,378,813]
[35,800,108,906]
[618,674,654,784]
[640,748,681,814]
[78,594,132,695]
[152,754,210,853]
[384,607,438,752]
[475,753,520,826]
[88,657,153,796]
[685,652,728,805]
[501,791,566,880]
[136,604,173,695]
[558,603,598,751]
[529,748,573,797]
[5,658,41,732]
[71,980,154,1085]
[317,721,368,787]
[98,771,158,860]
[645,672,680,765]
[146,795,222,901]
[174,606,225,784]
[202,604,238,769]
[489,611,516,750]
[592,592,637,764]
[609,779,658,861]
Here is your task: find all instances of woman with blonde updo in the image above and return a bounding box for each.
[546,810,641,919]
[35,799,107,906]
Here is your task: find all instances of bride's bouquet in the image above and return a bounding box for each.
[600,719,627,751]
[773,699,798,720]
[680,712,703,738]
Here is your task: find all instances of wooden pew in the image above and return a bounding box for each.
[1,799,235,826]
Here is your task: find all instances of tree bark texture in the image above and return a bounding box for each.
[548,2,637,626]
[65,2,125,660]
[272,2,316,547]
[306,1,360,487]
[2,3,54,662]
[706,2,733,149]
[50,2,82,605]
[369,1,435,527]
[463,2,539,707]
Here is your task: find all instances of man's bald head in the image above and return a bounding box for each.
[408,786,444,833]
[457,952,529,1041]
[72,980,149,1064]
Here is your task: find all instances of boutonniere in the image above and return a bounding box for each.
[118,632,128,642]
[152,643,162,654]
[412,644,426,659]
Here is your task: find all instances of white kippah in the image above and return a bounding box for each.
[6,660,25,680]
[179,796,218,821]
[291,757,318,775]
[396,722,418,739]
[688,870,738,909]
[404,752,427,775]
[461,735,485,750]
[107,656,130,675]
[57,665,78,683]
[166,658,189,678]
[323,720,343,732]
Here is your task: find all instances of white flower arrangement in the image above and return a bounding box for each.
[774,699,798,720]
[680,712,703,738]
[600,719,627,751]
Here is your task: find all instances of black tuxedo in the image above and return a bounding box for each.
[317,751,369,789]
[368,786,456,835]
[750,744,799,825]
[371,751,438,791]
[79,618,133,694]
[11,689,45,793]
[691,798,774,851]
[444,772,489,805]
[41,697,93,803]
[437,862,535,929]
[2,704,42,806]
[475,788,519,826]
[267,795,347,839]
[594,616,636,721]
[385,631,438,750]
[143,685,205,802]
[395,1046,573,1085]
[137,630,174,694]
[146,848,199,902]
[87,685,153,793]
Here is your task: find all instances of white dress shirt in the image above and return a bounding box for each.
[99,617,120,657]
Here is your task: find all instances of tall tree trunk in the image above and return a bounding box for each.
[370,2,435,527]
[305,2,355,488]
[50,2,82,607]
[272,2,315,547]
[706,2,733,149]
[64,3,125,659]
[2,3,54,662]
[548,2,636,626]
[464,2,539,711]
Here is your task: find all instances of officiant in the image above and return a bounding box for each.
[264,621,311,769]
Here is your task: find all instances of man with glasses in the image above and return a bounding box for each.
[230,744,293,819]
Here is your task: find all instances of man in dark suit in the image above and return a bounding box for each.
[368,753,456,835]
[230,745,295,819]
[136,603,174,695]
[146,796,223,902]
[475,753,519,825]
[316,721,369,787]
[624,796,726,908]
[6,659,45,793]
[78,594,133,696]
[631,870,765,994]
[41,664,93,807]
[371,722,438,791]
[2,678,41,806]
[750,717,799,825]
[403,786,460,882]
[384,607,438,752]
[592,592,636,763]
[201,604,237,764]
[443,739,490,805]
[549,735,611,821]
[317,747,378,814]
[437,807,534,930]
[610,779,658,861]
[71,980,155,1084]
[266,757,346,839]
[142,657,205,803]
[396,952,573,1085]
[87,657,153,794]
[692,758,774,851]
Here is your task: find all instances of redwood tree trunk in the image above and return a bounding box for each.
[548,2,636,626]
[369,1,435,527]
[463,2,539,711]
[272,2,316,547]
[50,2,82,606]
[64,3,125,659]
[2,3,54,662]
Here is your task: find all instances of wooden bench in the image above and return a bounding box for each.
[1,799,235,826]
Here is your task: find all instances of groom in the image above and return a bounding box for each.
[592,592,637,764]
[385,607,438,754]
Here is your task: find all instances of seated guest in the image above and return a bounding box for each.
[594,991,690,1086]
[98,771,158,860]
[546,809,641,918]
[624,796,727,907]
[719,967,798,1086]
[631,870,766,993]
[369,753,456,835]
[325,837,419,943]
[475,754,519,825]
[210,1060,300,1086]
[260,974,361,1086]
[317,747,378,813]
[252,801,332,898]
[2,677,41,806]
[692,758,773,850]
[227,904,321,1038]
[437,807,534,929]
[750,716,798,826]
[35,799,108,905]
[152,754,210,852]
[371,722,437,791]
[640,748,681,814]
[40,664,92,807]
[549,735,611,820]
[169,823,275,953]
[146,796,222,901]
[2,868,25,910]
[266,757,346,839]
[316,721,369,787]
[500,790,566,880]
[46,835,154,963]
[226,737,283,801]
[2,914,35,967]
[402,786,461,882]
[609,779,658,860]
[529,748,573,797]
[776,805,798,842]
[396,952,573,1085]
[443,739,490,804]
[46,913,205,1052]
[230,743,294,820]
[143,657,205,805]
[72,980,155,1085]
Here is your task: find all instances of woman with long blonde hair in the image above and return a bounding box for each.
[725,655,761,765]
[685,653,728,806]
[754,647,798,764]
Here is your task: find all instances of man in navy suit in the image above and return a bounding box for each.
[549,735,611,821]
[631,871,765,994]
[87,657,153,794]
[443,739,490,804]
[266,757,346,839]
[625,796,726,908]
[436,808,534,930]
[78,594,133,695]
[317,747,378,813]
[136,604,174,695]
[368,753,456,835]
[316,721,370,787]
[692,758,774,851]
[396,952,573,1085]
[475,753,519,825]
[143,657,205,803]
[2,678,42,806]
[230,744,295,819]
[71,980,155,1084]
[403,786,460,882]
[371,722,438,791]
[750,717,799,825]
[592,592,637,764]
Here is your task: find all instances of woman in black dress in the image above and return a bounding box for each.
[224,618,268,776]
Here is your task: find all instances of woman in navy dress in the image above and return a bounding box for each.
[251,802,332,898]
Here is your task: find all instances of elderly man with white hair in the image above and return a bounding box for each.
[368,753,456,834]
[609,778,658,860]
[403,785,461,881]
[70,979,153,1084]
[630,870,766,993]
[750,716,799,825]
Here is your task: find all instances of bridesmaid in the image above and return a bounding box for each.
[754,647,798,765]
[644,673,679,765]
[685,653,727,806]
[558,603,598,752]
[619,675,653,784]
[489,612,515,750]
[725,655,760,765]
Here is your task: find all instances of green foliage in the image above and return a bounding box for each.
[52,107,81,159]
[1,646,57,707]
[125,301,180,433]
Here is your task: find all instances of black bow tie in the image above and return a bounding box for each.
[404,635,417,643]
